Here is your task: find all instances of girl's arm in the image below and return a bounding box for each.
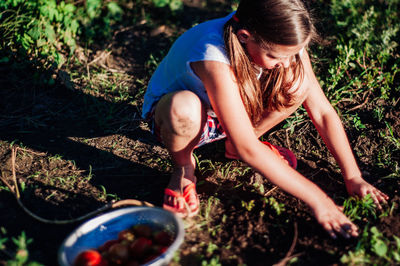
[301,51,389,208]
[191,60,358,239]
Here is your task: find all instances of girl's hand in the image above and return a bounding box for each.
[345,177,389,210]
[311,199,359,239]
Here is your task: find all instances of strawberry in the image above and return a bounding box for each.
[74,250,108,266]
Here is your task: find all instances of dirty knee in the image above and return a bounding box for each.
[169,92,203,137]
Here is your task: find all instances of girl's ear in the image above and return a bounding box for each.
[236,29,252,43]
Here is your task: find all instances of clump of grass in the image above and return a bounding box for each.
[343,194,377,222]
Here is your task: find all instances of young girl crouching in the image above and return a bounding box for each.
[142,0,388,239]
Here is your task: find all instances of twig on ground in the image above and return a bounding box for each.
[11,147,20,199]
[264,186,278,197]
[285,128,291,150]
[273,222,301,266]
[348,89,372,112]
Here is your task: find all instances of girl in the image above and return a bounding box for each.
[142,0,388,239]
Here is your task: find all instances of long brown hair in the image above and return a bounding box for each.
[224,0,317,126]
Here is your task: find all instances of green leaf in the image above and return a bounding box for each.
[370,226,380,236]
[393,235,400,249]
[63,3,76,14]
[70,20,79,35]
[107,2,123,16]
[169,0,183,11]
[86,0,101,19]
[152,0,169,8]
[44,23,56,42]
[28,27,40,41]
[393,251,400,262]
[372,239,387,257]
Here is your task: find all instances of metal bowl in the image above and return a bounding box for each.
[58,206,185,266]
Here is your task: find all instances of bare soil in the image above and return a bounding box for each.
[0,1,399,265]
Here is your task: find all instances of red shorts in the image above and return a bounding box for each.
[196,113,226,148]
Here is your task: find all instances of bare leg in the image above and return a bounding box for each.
[154,90,205,211]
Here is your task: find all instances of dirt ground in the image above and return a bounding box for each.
[0,1,399,265]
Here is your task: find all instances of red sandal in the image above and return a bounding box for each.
[225,141,297,169]
[163,183,199,218]
[182,183,199,217]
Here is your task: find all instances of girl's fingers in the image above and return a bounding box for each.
[377,190,389,201]
[322,222,337,239]
[332,222,350,239]
[370,193,383,210]
[340,219,359,237]
[337,218,359,238]
[366,188,389,210]
[322,216,358,239]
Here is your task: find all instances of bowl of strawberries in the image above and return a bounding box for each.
[58,206,185,266]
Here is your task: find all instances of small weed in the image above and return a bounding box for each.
[49,154,63,161]
[350,114,366,131]
[252,182,265,195]
[264,196,286,215]
[341,226,400,265]
[241,199,255,212]
[150,0,183,11]
[196,159,217,175]
[0,228,42,265]
[201,256,222,266]
[202,196,220,221]
[380,121,400,149]
[206,242,219,255]
[97,185,119,201]
[343,194,377,222]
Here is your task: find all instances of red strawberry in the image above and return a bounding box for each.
[74,250,108,266]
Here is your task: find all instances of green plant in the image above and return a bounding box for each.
[202,196,220,221]
[201,256,222,266]
[264,196,286,215]
[0,228,43,266]
[380,122,400,149]
[341,226,400,265]
[0,0,124,71]
[241,199,255,212]
[98,185,120,201]
[343,194,377,222]
[150,0,183,11]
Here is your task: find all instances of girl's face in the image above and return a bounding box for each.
[238,30,308,69]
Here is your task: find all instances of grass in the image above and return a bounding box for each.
[0,0,399,265]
